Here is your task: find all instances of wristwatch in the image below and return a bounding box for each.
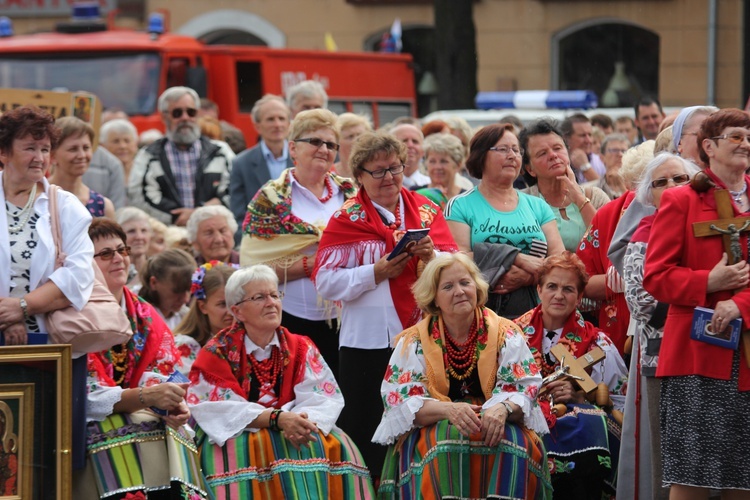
[579,162,592,172]
[501,401,514,416]
[19,297,29,321]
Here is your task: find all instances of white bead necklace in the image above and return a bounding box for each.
[7,183,37,235]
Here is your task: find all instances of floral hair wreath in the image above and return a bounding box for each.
[190,260,239,300]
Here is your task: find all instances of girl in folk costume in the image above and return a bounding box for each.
[187,265,373,499]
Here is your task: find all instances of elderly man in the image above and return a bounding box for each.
[390,123,430,188]
[286,80,328,118]
[561,113,603,183]
[230,94,294,243]
[128,86,234,226]
[634,96,666,142]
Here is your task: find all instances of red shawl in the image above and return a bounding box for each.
[514,304,601,377]
[575,190,634,353]
[87,287,176,388]
[312,187,457,329]
[189,323,308,408]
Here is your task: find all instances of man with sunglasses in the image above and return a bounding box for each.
[128,86,234,226]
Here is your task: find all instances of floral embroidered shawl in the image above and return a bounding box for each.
[312,187,458,329]
[240,168,357,267]
[514,304,600,377]
[189,322,308,408]
[87,287,177,388]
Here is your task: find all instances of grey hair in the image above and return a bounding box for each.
[251,94,289,124]
[186,205,238,243]
[286,80,328,110]
[423,133,465,166]
[600,133,630,154]
[158,86,200,113]
[115,206,150,226]
[100,118,138,144]
[390,123,425,141]
[225,265,279,309]
[635,152,700,207]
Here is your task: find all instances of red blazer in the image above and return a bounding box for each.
[643,175,750,390]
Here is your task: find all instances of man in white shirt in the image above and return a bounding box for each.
[391,124,430,188]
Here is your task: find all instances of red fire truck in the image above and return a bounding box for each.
[0,9,416,143]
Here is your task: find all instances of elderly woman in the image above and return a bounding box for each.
[672,105,719,167]
[415,132,466,208]
[643,109,750,498]
[116,206,152,291]
[618,153,698,500]
[139,248,197,330]
[241,108,357,378]
[49,116,115,219]
[148,216,168,257]
[520,119,610,252]
[515,252,628,498]
[0,106,95,472]
[187,205,239,265]
[173,261,237,375]
[445,123,565,320]
[187,265,373,499]
[334,112,373,178]
[100,118,139,185]
[595,133,631,199]
[74,218,206,499]
[313,131,458,477]
[373,253,551,498]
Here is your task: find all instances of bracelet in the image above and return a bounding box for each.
[19,297,29,321]
[578,198,591,211]
[139,386,147,406]
[302,256,312,278]
[269,409,283,432]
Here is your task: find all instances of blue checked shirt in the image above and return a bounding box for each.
[165,140,202,208]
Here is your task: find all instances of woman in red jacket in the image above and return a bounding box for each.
[643,108,750,499]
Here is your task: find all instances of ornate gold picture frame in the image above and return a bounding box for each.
[0,345,72,500]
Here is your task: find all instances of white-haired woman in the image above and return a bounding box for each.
[187,205,239,265]
[416,133,467,208]
[186,264,373,499]
[100,118,138,185]
[334,112,372,179]
[116,206,152,291]
[241,109,357,377]
[618,153,699,500]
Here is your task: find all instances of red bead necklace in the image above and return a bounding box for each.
[443,317,479,380]
[249,346,283,404]
[292,170,334,203]
[387,201,402,230]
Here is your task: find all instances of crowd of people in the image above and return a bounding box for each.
[1,81,749,500]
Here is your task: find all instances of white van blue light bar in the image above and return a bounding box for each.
[475,90,598,110]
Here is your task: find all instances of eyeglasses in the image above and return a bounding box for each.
[295,137,340,152]
[712,133,750,145]
[170,107,197,119]
[360,164,406,179]
[606,148,628,155]
[94,245,131,260]
[489,146,524,157]
[235,291,284,306]
[650,174,691,189]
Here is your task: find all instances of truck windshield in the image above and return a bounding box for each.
[0,53,161,116]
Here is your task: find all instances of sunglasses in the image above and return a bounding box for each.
[295,137,340,152]
[94,245,131,260]
[650,174,690,189]
[712,133,750,145]
[170,107,198,119]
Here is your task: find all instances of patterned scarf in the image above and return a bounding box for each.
[312,187,458,329]
[189,322,308,408]
[514,304,600,377]
[87,287,176,388]
[240,168,357,267]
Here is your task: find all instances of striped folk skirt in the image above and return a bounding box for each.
[78,410,208,499]
[196,426,375,499]
[377,419,552,500]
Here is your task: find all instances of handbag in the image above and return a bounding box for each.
[45,185,132,353]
